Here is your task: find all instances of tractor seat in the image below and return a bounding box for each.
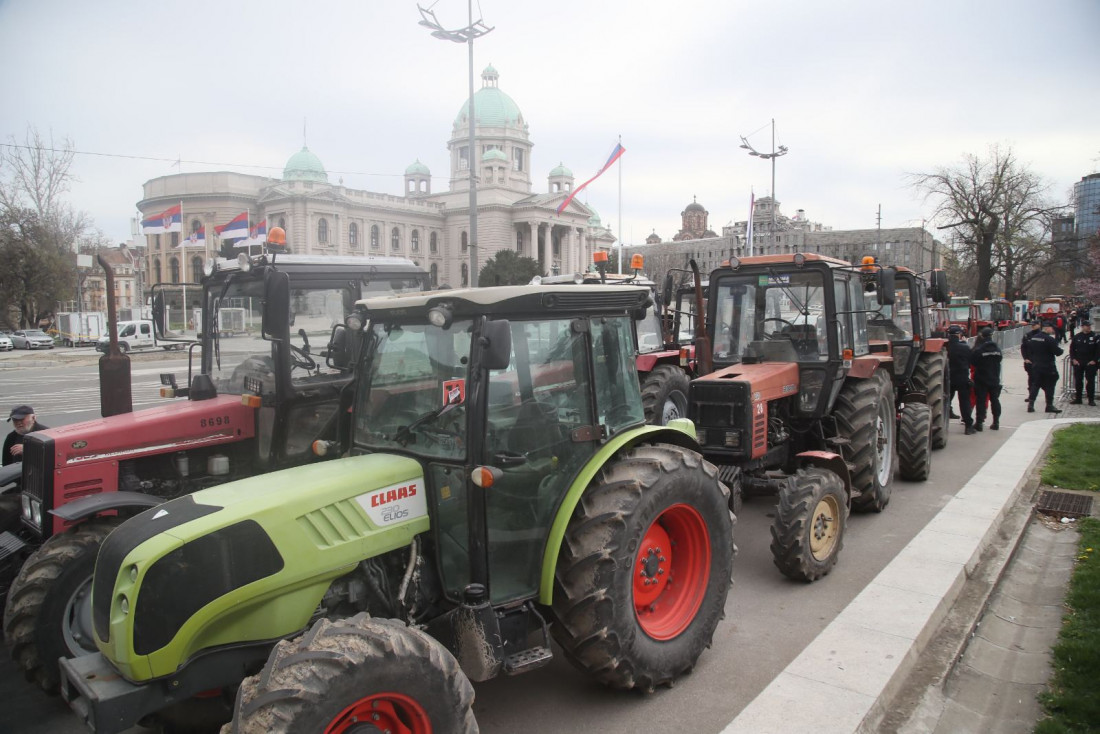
[508,400,562,458]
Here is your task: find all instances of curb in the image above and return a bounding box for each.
[719,417,1100,734]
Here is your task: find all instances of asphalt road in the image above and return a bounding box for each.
[0,348,1048,733]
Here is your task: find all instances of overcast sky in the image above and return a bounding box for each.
[1,0,1098,248]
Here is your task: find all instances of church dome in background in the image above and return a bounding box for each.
[283,146,328,182]
[454,66,525,130]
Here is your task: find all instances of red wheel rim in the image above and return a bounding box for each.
[324,692,431,734]
[633,503,711,640]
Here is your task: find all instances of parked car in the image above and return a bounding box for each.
[11,329,55,350]
[0,333,12,351]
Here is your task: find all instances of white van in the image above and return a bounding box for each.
[96,320,155,353]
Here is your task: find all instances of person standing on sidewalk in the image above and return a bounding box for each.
[970,327,1003,430]
[1069,321,1098,406]
[947,325,977,435]
[1021,320,1042,402]
[1023,324,1064,413]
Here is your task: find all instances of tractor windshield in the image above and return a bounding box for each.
[711,270,829,363]
[636,306,665,353]
[353,320,473,461]
[866,281,915,341]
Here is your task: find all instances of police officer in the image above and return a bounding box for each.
[947,325,976,435]
[1020,320,1042,402]
[1023,324,1064,413]
[1070,321,1098,406]
[970,327,1002,430]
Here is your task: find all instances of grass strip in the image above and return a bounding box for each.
[1040,424,1100,492]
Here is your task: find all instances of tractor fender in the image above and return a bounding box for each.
[538,418,700,605]
[795,450,852,504]
[50,490,163,523]
[846,354,891,380]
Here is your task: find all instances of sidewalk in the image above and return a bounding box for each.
[721,354,1100,734]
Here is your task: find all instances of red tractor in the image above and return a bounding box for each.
[687,253,931,581]
[1,253,429,692]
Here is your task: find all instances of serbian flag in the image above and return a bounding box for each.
[234,219,267,249]
[556,142,625,215]
[141,204,182,234]
[179,226,206,247]
[215,211,249,240]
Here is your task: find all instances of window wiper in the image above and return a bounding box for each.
[766,267,808,316]
[391,395,462,446]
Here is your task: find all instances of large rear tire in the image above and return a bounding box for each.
[226,614,475,734]
[897,402,932,481]
[3,518,122,693]
[551,443,733,692]
[833,370,895,513]
[913,351,949,450]
[770,467,847,582]
[640,364,691,425]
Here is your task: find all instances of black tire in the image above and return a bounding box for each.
[119,342,130,354]
[913,350,949,450]
[226,614,476,734]
[833,370,894,513]
[769,467,847,582]
[3,518,123,693]
[640,364,690,425]
[897,403,932,482]
[551,443,733,692]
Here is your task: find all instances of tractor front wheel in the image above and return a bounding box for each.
[834,370,895,513]
[552,443,734,692]
[770,467,848,582]
[227,614,476,734]
[897,402,932,481]
[640,364,691,425]
[3,518,122,693]
[914,351,950,450]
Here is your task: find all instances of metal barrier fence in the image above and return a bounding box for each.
[992,326,1025,351]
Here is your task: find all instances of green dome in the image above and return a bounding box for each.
[454,66,525,129]
[283,146,328,182]
[550,162,573,178]
[586,206,602,227]
[482,149,507,162]
[406,159,430,175]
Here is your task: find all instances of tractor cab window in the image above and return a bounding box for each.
[712,270,829,364]
[635,306,664,353]
[287,287,358,383]
[866,281,915,342]
[353,319,472,462]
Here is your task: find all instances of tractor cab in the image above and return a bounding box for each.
[863,265,949,386]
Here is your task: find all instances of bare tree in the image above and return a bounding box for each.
[909,144,1051,299]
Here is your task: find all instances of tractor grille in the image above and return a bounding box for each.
[541,290,648,311]
[21,437,50,507]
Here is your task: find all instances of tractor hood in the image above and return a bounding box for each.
[92,452,427,682]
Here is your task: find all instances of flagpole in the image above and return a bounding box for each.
[617,134,623,274]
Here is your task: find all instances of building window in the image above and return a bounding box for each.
[153,258,161,285]
[430,232,438,253]
[191,256,203,282]
[190,219,202,234]
[552,233,560,257]
[513,148,524,172]
[459,147,469,170]
[349,223,359,247]
[169,257,180,284]
[411,229,420,252]
[170,232,179,248]
[371,225,380,249]
[516,230,524,252]
[461,262,468,287]
[461,231,468,252]
[278,217,286,230]
[318,218,329,244]
[391,227,400,251]
[430,263,438,287]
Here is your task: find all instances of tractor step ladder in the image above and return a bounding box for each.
[503,646,553,675]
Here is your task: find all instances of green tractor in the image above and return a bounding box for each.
[61,284,735,733]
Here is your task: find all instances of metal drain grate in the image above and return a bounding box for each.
[1036,490,1094,519]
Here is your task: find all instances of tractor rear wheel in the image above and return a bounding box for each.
[640,364,691,425]
[834,370,895,513]
[551,443,733,692]
[769,467,847,582]
[3,517,123,693]
[227,614,476,734]
[897,403,932,481]
[913,351,949,450]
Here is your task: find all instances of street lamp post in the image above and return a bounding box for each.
[418,2,493,287]
[739,119,789,256]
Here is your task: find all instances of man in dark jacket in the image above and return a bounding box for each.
[970,327,1002,430]
[3,405,47,465]
[947,325,977,435]
[1023,325,1064,413]
[1069,321,1098,406]
[1020,320,1042,402]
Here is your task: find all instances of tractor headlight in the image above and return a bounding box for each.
[723,430,742,448]
[119,595,129,616]
[20,494,31,521]
[696,428,707,444]
[30,499,42,528]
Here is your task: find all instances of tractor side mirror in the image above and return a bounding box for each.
[262,270,290,341]
[661,272,674,312]
[876,268,896,306]
[479,319,512,371]
[929,269,949,304]
[324,324,352,370]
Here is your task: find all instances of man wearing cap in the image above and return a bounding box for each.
[947,325,977,435]
[3,406,47,466]
[970,326,1003,430]
[1069,321,1098,406]
[1023,324,1064,413]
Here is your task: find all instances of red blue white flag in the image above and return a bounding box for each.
[215,211,249,240]
[234,219,268,249]
[141,204,182,234]
[179,226,206,247]
[556,142,625,215]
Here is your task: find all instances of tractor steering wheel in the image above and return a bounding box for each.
[289,343,316,371]
[762,317,796,339]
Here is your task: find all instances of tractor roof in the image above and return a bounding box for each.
[721,252,851,269]
[359,284,651,319]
